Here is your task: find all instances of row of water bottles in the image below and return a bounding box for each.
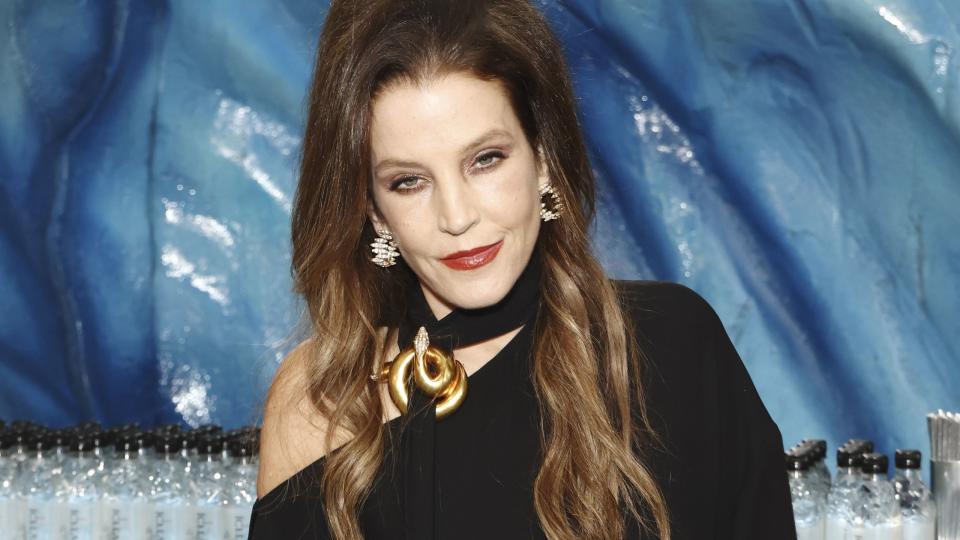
[0,419,259,539]
[787,438,936,540]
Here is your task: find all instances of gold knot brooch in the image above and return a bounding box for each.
[371,327,467,420]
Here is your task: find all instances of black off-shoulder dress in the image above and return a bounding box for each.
[248,276,796,539]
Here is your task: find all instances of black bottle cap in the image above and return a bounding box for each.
[810,440,826,460]
[861,452,889,475]
[895,449,922,470]
[134,430,157,450]
[227,430,260,457]
[48,429,70,448]
[786,452,811,471]
[841,439,874,454]
[114,433,142,453]
[195,424,223,435]
[251,427,261,456]
[187,426,222,449]
[790,439,826,462]
[10,420,40,432]
[836,446,867,468]
[198,434,224,455]
[154,433,184,455]
[87,430,107,449]
[179,433,196,452]
[156,423,182,434]
[31,430,52,451]
[100,428,124,449]
[9,426,32,446]
[227,438,250,457]
[103,426,129,446]
[73,421,101,433]
[70,435,93,453]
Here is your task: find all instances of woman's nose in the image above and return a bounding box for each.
[433,176,479,236]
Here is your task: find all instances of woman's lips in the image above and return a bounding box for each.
[440,240,503,271]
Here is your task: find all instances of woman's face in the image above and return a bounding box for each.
[369,71,547,318]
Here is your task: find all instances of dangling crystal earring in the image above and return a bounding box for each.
[370,229,400,267]
[538,183,564,221]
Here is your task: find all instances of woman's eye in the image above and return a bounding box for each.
[475,151,505,169]
[389,176,423,192]
[387,152,504,192]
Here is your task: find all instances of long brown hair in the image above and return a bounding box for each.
[290,1,670,538]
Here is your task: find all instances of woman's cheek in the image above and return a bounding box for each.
[484,173,538,221]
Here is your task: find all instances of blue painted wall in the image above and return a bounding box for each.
[1,0,957,470]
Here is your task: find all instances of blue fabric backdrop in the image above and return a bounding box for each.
[1,0,958,471]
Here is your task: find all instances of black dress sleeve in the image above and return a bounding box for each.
[703,290,797,539]
[616,280,796,539]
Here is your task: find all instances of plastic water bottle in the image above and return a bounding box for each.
[150,432,197,540]
[844,439,875,454]
[100,434,153,540]
[5,424,39,540]
[787,451,825,540]
[789,439,832,506]
[8,422,38,466]
[20,430,62,539]
[223,431,258,539]
[64,434,102,540]
[103,423,140,466]
[193,435,229,539]
[48,429,76,538]
[893,449,935,540]
[0,423,25,540]
[858,452,902,540]
[809,440,832,498]
[825,441,869,540]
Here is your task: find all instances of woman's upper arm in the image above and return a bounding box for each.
[257,338,329,498]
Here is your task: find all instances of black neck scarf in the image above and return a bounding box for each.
[395,250,541,540]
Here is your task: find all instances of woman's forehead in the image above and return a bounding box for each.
[369,73,523,163]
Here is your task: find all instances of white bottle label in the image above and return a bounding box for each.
[66,500,97,540]
[2,496,27,540]
[194,505,224,540]
[132,500,154,540]
[795,516,824,540]
[861,523,902,540]
[844,522,866,540]
[101,499,128,540]
[26,498,65,540]
[902,518,934,540]
[223,506,253,540]
[825,515,846,540]
[153,504,173,540]
[153,501,197,540]
[101,499,153,540]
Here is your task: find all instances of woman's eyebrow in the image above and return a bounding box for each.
[457,127,513,156]
[374,128,514,175]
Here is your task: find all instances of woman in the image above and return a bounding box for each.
[250,1,795,539]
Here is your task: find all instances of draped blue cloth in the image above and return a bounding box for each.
[1,0,958,474]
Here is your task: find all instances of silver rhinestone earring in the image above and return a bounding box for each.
[370,230,400,267]
[538,183,564,221]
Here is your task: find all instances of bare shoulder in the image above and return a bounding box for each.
[257,337,335,498]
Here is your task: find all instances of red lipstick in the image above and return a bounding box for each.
[440,240,503,271]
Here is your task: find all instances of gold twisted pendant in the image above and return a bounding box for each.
[374,327,467,420]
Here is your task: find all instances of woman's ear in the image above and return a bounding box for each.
[535,144,551,188]
[367,202,388,234]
